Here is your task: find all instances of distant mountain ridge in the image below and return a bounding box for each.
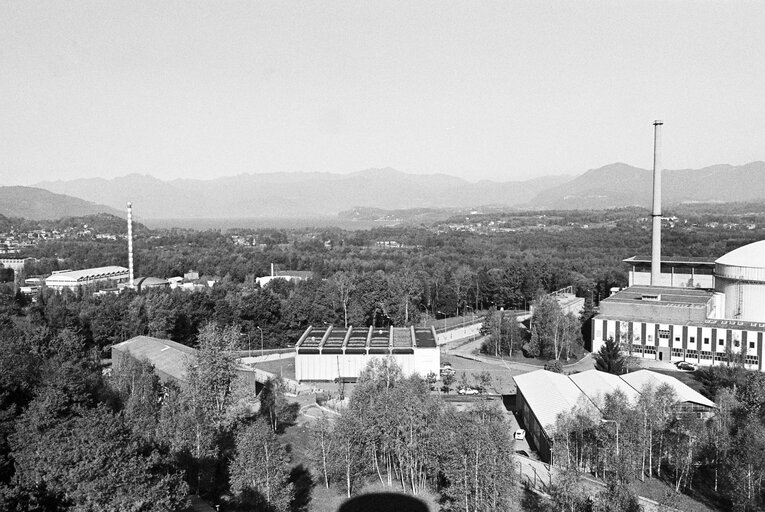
[31,162,765,219]
[34,169,571,219]
[528,162,765,209]
[0,187,121,220]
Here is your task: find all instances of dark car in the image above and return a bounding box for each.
[675,361,696,371]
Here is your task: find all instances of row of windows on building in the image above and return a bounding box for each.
[631,343,759,366]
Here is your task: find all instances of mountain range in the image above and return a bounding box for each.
[33,169,569,219]
[11,162,765,220]
[0,186,120,221]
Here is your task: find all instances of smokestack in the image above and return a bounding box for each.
[127,202,135,289]
[651,120,663,286]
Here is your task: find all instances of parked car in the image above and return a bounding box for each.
[675,361,696,371]
[458,387,479,395]
[514,429,526,441]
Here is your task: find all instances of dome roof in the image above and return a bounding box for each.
[716,240,765,268]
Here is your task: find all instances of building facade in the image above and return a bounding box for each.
[294,325,440,381]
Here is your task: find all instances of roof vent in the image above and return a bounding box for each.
[641,293,661,302]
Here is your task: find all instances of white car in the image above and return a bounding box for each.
[458,387,479,395]
[514,429,526,441]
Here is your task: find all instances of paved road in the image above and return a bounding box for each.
[440,335,597,393]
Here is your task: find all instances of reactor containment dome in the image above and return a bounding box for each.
[715,240,765,322]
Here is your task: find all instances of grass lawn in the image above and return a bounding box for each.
[630,477,724,512]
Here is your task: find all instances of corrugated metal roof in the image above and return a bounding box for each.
[47,266,128,283]
[514,370,595,435]
[570,369,640,408]
[112,335,196,382]
[619,370,715,408]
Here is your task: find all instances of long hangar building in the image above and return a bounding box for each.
[294,325,440,381]
[593,241,765,371]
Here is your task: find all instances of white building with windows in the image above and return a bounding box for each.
[592,240,765,372]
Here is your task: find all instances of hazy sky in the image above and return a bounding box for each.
[2,1,765,185]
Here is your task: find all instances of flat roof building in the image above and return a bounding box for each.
[295,325,440,381]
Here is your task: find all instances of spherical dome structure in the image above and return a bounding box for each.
[715,241,765,321]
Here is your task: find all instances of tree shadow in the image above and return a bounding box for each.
[337,492,428,512]
[290,464,313,512]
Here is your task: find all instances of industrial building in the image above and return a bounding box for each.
[112,336,196,384]
[112,335,261,388]
[514,369,715,463]
[45,266,129,292]
[623,255,715,288]
[592,122,765,371]
[294,325,440,381]
[256,264,313,288]
[593,240,765,372]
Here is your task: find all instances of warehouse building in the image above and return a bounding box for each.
[593,240,765,372]
[45,266,129,292]
[514,369,715,463]
[112,335,262,388]
[112,336,196,384]
[294,325,440,381]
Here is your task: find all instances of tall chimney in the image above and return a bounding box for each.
[651,120,663,286]
[127,202,135,289]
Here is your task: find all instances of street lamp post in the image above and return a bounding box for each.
[602,419,620,457]
[257,326,264,357]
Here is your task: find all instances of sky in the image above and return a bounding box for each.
[2,1,765,185]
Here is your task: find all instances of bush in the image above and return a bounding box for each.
[544,360,563,373]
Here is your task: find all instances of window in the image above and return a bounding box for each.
[675,337,681,342]
[631,344,643,354]
[644,346,657,355]
[734,339,740,348]
[689,336,696,344]
[647,335,654,342]
[671,348,683,358]
[700,351,713,360]
[718,339,725,346]
[704,338,710,345]
[746,355,760,366]
[659,329,670,339]
[686,349,698,359]
[750,341,756,349]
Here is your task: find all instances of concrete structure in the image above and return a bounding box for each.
[45,266,129,292]
[531,287,585,317]
[127,202,135,289]
[624,256,715,288]
[514,368,715,463]
[256,263,312,288]
[294,325,440,381]
[0,257,33,273]
[714,240,765,321]
[651,120,663,285]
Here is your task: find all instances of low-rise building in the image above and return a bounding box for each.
[294,325,440,381]
[514,368,715,463]
[45,266,129,292]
